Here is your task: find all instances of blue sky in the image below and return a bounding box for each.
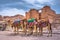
[0,0,60,16]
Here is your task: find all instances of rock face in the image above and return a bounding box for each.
[40,6,56,23]
[0,15,3,21]
[53,14,60,27]
[25,6,56,23]
[10,14,24,21]
[26,9,40,20]
[3,14,24,22]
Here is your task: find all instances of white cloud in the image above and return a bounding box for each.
[0,8,26,16]
[1,2,24,7]
[24,0,35,4]
[36,0,53,4]
[23,0,54,8]
[24,0,54,4]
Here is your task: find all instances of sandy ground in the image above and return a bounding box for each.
[0,30,60,40]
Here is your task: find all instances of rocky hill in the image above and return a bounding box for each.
[0,14,24,22]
